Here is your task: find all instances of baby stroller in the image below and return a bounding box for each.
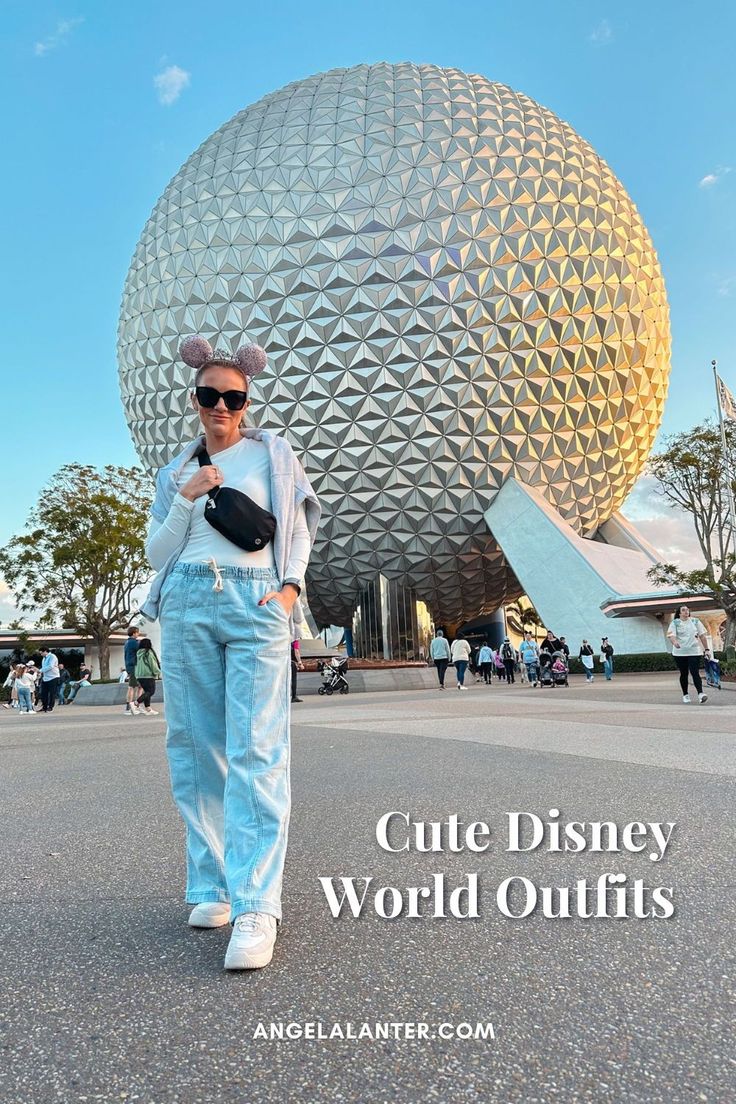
[704,655,722,690]
[550,651,569,688]
[317,656,350,695]
[539,652,555,688]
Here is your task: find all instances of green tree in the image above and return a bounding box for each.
[0,464,154,678]
[646,420,736,646]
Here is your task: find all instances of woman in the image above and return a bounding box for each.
[142,335,320,971]
[134,638,161,715]
[541,630,562,655]
[579,640,595,683]
[666,606,710,704]
[519,632,540,687]
[450,632,472,690]
[13,665,36,714]
[600,637,614,681]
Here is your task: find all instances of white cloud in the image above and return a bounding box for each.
[699,166,731,188]
[0,580,22,627]
[717,276,736,298]
[622,476,704,569]
[154,64,191,106]
[34,16,84,57]
[589,19,613,45]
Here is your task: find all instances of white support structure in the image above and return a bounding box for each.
[484,479,669,654]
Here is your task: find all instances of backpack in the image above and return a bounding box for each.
[502,643,514,661]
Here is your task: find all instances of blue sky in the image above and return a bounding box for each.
[1,1,734,609]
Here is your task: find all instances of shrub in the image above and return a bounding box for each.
[567,652,679,675]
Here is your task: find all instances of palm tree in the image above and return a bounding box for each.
[505,599,545,641]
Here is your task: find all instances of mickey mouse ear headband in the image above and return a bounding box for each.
[179,335,267,381]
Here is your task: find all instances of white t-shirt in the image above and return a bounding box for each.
[178,437,276,568]
[146,437,311,580]
[668,617,706,657]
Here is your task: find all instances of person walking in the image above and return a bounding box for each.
[477,640,493,684]
[450,633,472,690]
[667,606,710,704]
[57,663,71,705]
[430,629,451,690]
[124,627,142,715]
[500,637,516,684]
[470,643,482,683]
[134,638,161,715]
[2,666,17,709]
[541,630,563,656]
[39,648,61,713]
[142,335,320,971]
[600,637,615,681]
[579,640,595,682]
[519,631,540,686]
[559,637,570,658]
[290,639,305,703]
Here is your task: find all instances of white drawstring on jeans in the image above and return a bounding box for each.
[203,556,224,592]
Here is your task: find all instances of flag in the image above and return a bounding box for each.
[718,375,736,421]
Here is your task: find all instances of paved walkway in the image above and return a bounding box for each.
[1,674,734,1102]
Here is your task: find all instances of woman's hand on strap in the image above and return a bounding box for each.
[179,465,224,502]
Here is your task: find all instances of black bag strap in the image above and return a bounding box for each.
[197,446,219,502]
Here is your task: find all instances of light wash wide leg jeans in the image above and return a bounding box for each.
[159,563,292,922]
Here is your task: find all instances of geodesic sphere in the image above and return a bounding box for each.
[118,62,670,628]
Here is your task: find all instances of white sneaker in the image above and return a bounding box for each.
[224,912,277,970]
[698,693,708,704]
[129,703,140,715]
[144,708,159,715]
[188,902,231,928]
[682,694,690,704]
[458,684,467,691]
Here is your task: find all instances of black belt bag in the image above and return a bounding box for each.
[198,447,277,553]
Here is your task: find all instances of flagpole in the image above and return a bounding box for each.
[712,358,736,559]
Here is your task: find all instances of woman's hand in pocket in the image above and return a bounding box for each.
[258,588,297,617]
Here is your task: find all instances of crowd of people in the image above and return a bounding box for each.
[0,610,716,719]
[2,652,94,713]
[428,613,715,704]
[1,629,165,716]
[429,628,618,690]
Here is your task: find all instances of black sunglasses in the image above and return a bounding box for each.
[195,385,248,411]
